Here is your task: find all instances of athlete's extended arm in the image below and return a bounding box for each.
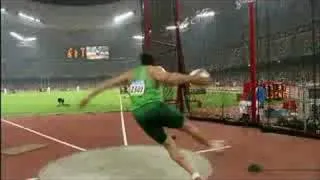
[149,66,211,86]
[80,71,131,108]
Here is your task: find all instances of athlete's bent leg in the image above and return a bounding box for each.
[163,136,203,180]
[179,120,225,148]
[138,124,203,179]
[180,121,211,147]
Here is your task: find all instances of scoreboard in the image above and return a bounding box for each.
[66,47,86,59]
[242,81,288,101]
[66,46,110,60]
[263,82,288,100]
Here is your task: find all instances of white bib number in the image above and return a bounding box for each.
[128,80,145,96]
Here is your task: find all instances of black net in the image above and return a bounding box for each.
[145,0,319,136]
[179,1,250,120]
[146,0,180,104]
[255,0,320,135]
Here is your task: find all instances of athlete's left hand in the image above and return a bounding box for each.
[79,97,91,108]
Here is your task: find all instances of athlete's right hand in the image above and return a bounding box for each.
[192,76,212,86]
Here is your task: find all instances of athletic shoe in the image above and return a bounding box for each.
[192,172,203,180]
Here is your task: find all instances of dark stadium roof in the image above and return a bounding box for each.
[1,0,141,30]
[2,0,317,79]
[31,0,120,6]
[1,0,235,30]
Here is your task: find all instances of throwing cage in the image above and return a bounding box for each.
[141,0,319,138]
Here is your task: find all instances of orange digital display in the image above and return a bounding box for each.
[66,47,86,59]
[242,81,288,101]
[264,83,287,100]
[66,46,109,60]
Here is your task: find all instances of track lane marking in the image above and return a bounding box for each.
[118,90,128,146]
[195,145,232,154]
[2,119,87,152]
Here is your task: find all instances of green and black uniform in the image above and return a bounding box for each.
[128,66,184,144]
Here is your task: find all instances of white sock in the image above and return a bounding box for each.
[191,172,201,180]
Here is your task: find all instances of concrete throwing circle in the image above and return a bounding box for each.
[39,145,213,180]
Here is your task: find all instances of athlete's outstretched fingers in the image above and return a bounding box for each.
[179,121,211,147]
[163,136,196,176]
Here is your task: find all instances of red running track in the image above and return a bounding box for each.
[2,113,320,180]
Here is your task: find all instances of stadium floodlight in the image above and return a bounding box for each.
[165,26,177,30]
[132,35,144,40]
[195,10,215,18]
[235,0,256,10]
[9,32,24,41]
[180,21,189,29]
[113,11,134,24]
[9,31,37,42]
[24,37,37,42]
[1,8,7,14]
[165,22,189,31]
[18,12,41,23]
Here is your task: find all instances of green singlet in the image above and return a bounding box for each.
[128,66,184,144]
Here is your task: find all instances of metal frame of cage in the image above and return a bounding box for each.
[140,0,319,138]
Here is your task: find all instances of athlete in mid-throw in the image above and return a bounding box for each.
[80,53,228,180]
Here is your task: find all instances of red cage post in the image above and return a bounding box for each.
[248,1,258,123]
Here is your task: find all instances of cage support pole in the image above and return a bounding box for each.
[174,0,188,113]
[310,0,317,120]
[248,1,257,123]
[142,0,152,51]
[265,5,272,125]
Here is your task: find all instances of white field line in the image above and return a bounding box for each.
[195,145,232,154]
[1,119,87,152]
[118,90,128,146]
